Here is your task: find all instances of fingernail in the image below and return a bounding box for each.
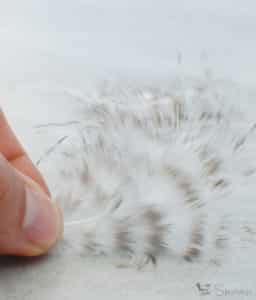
[23,186,62,252]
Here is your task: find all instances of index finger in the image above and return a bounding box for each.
[0,109,50,194]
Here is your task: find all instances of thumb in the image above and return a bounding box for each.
[0,154,63,256]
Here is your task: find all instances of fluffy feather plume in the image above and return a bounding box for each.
[39,79,256,267]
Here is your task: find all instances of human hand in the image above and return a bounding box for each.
[0,110,63,256]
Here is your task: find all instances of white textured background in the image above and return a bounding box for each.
[1,1,256,299]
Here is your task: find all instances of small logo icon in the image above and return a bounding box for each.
[196,282,211,296]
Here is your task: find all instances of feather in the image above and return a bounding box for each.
[39,80,256,267]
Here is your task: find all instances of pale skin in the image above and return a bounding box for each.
[0,110,63,256]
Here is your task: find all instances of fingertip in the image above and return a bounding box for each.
[22,186,63,255]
